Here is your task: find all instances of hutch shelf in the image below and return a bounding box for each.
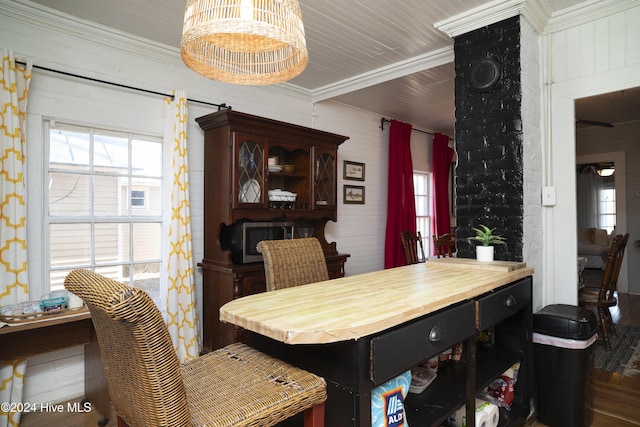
[196,109,350,352]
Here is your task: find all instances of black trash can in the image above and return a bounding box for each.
[533,304,598,427]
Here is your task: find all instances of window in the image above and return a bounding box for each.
[131,189,147,208]
[598,177,616,233]
[413,172,432,255]
[46,121,164,306]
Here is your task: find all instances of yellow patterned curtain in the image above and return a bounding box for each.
[164,90,200,363]
[0,49,32,427]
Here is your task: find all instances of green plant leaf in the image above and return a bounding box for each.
[469,224,506,246]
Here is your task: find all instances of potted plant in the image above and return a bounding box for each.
[469,225,506,262]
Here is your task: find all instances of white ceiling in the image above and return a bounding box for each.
[25,0,639,135]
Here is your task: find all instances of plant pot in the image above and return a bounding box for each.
[476,246,494,262]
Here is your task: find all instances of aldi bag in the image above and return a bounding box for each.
[371,370,411,427]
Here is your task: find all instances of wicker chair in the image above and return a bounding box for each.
[579,233,629,351]
[64,269,327,427]
[257,238,329,291]
[400,230,426,264]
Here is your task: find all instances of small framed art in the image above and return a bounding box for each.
[343,185,365,204]
[343,160,365,181]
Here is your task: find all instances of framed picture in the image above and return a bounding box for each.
[343,185,365,204]
[343,160,365,181]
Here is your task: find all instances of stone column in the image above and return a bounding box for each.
[454,16,525,261]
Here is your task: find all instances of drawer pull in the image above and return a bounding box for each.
[428,326,443,342]
[505,295,517,307]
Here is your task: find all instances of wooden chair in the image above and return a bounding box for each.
[257,237,329,291]
[432,233,456,258]
[579,233,629,350]
[400,230,426,264]
[64,269,327,427]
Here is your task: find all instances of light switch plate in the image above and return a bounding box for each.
[542,186,557,206]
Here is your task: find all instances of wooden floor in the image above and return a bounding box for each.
[21,275,640,427]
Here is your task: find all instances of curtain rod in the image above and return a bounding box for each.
[380,117,453,140]
[16,61,232,111]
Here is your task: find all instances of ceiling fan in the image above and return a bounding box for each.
[575,118,614,128]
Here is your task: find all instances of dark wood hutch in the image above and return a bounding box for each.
[196,109,350,352]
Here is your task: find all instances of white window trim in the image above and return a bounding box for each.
[413,171,433,256]
[35,119,166,305]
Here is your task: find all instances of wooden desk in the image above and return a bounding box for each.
[0,310,109,425]
[221,260,534,426]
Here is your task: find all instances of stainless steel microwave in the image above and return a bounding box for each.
[222,221,295,264]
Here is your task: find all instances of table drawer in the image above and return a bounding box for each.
[476,278,531,330]
[369,301,475,384]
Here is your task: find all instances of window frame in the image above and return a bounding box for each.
[413,171,433,256]
[598,177,616,233]
[43,120,166,308]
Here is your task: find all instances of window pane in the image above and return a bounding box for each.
[50,223,91,267]
[94,133,129,173]
[94,175,123,216]
[132,139,163,177]
[598,187,616,233]
[95,222,129,264]
[414,174,426,194]
[601,215,616,231]
[49,128,90,171]
[50,269,74,291]
[95,265,129,284]
[415,195,428,216]
[132,178,162,216]
[49,173,90,216]
[133,262,161,301]
[133,223,161,261]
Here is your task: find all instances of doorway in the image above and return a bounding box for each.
[576,152,628,293]
[574,87,638,294]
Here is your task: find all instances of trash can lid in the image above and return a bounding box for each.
[533,304,597,340]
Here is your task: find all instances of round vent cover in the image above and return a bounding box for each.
[468,58,502,92]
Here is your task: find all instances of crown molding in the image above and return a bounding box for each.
[434,0,638,38]
[310,46,454,102]
[521,0,553,33]
[1,0,182,66]
[434,0,533,38]
[545,0,640,34]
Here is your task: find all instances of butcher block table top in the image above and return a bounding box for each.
[220,259,533,345]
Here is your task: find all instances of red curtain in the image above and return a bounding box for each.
[384,120,416,269]
[433,132,454,238]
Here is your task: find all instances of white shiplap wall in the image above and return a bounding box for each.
[315,102,389,275]
[315,101,436,275]
[544,3,640,305]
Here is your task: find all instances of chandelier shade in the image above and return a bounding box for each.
[181,0,308,85]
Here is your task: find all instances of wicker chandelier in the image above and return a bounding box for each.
[181,0,308,85]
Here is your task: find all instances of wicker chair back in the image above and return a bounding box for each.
[257,237,329,291]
